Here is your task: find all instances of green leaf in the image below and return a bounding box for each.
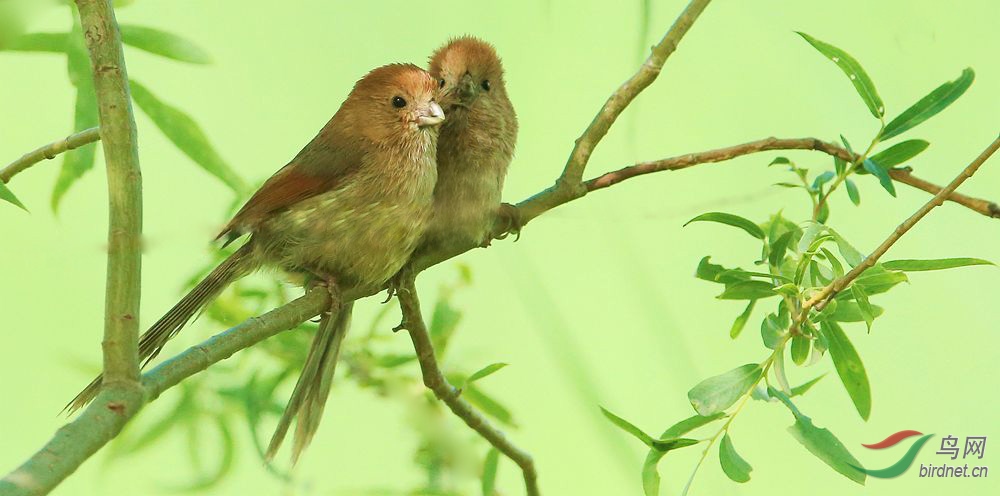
[464,384,515,427]
[821,322,871,420]
[696,256,747,284]
[797,32,883,119]
[482,448,499,496]
[882,68,975,140]
[869,139,929,168]
[730,300,755,339]
[688,364,763,416]
[853,266,907,294]
[130,80,246,193]
[790,335,810,365]
[465,363,508,386]
[719,433,752,483]
[769,157,792,166]
[829,228,864,267]
[642,414,725,496]
[768,231,793,267]
[760,312,788,349]
[851,285,875,331]
[812,171,835,192]
[845,178,861,205]
[834,155,847,176]
[862,158,896,197]
[791,375,826,397]
[600,407,654,447]
[684,212,765,240]
[820,247,845,278]
[650,438,699,452]
[828,300,884,323]
[6,32,69,52]
[120,25,212,64]
[718,281,777,300]
[0,181,27,210]
[882,257,994,272]
[52,24,99,212]
[770,388,866,485]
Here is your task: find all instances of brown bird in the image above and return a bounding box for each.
[68,64,444,461]
[422,36,519,253]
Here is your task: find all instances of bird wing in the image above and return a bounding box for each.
[217,130,363,245]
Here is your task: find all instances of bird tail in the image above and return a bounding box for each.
[64,242,258,414]
[266,301,353,464]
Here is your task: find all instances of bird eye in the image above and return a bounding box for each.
[481,80,491,91]
[438,78,446,88]
[392,96,407,108]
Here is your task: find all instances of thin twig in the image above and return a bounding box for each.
[395,275,539,496]
[558,0,712,189]
[0,128,101,183]
[77,0,144,383]
[584,137,1000,219]
[801,135,1000,314]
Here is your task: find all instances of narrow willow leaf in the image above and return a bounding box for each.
[650,438,699,452]
[642,413,725,496]
[820,248,845,278]
[773,346,792,394]
[768,231,792,267]
[829,228,864,266]
[718,281,777,300]
[7,32,68,52]
[464,385,515,427]
[845,178,861,205]
[130,80,246,193]
[834,155,847,175]
[882,257,994,272]
[869,139,929,168]
[770,388,866,485]
[730,300,755,339]
[684,212,765,240]
[797,32,883,119]
[719,433,753,483]
[600,407,654,447]
[688,364,763,416]
[760,313,788,350]
[466,363,508,386]
[829,301,884,323]
[791,374,826,397]
[840,135,855,153]
[696,257,749,284]
[0,181,27,210]
[812,171,835,192]
[790,335,810,365]
[482,448,499,496]
[882,68,975,140]
[120,25,212,64]
[769,156,792,166]
[821,322,871,420]
[851,285,874,331]
[772,283,798,298]
[862,158,896,197]
[797,222,827,254]
[52,24,98,211]
[853,266,907,295]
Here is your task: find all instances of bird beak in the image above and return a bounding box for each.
[458,73,477,102]
[417,101,445,128]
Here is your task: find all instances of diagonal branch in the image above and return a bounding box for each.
[583,137,1000,219]
[395,275,539,496]
[0,128,101,183]
[801,134,1000,315]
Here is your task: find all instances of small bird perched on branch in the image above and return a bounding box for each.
[422,36,519,252]
[67,64,445,463]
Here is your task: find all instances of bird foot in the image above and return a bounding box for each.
[382,265,413,304]
[489,203,522,244]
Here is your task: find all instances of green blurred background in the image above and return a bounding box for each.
[1,0,998,494]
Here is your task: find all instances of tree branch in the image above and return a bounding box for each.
[584,136,1000,219]
[0,128,101,183]
[77,0,144,383]
[557,0,712,189]
[801,134,1000,314]
[395,275,539,496]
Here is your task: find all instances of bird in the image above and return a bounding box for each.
[67,64,445,464]
[421,36,519,254]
